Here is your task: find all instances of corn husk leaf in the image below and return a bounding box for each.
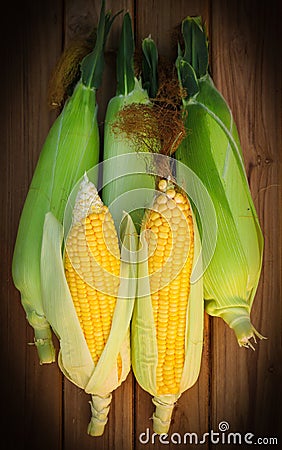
[41,208,137,390]
[12,82,99,363]
[41,211,94,386]
[41,207,137,434]
[12,0,115,363]
[142,36,159,98]
[102,13,155,231]
[175,16,264,348]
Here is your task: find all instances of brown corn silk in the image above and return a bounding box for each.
[111,76,186,159]
[48,37,95,110]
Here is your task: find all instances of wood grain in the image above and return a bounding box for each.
[135,0,210,59]
[0,1,63,449]
[1,1,281,449]
[210,0,282,445]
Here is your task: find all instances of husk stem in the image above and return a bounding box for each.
[28,310,56,364]
[217,308,266,350]
[152,396,178,434]
[88,394,112,436]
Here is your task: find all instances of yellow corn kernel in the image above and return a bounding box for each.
[144,182,194,395]
[65,204,122,375]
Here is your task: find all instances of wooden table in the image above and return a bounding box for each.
[1,1,281,449]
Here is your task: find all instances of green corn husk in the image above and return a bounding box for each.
[142,35,159,98]
[124,34,205,434]
[12,0,114,363]
[41,175,137,436]
[175,16,264,348]
[102,13,155,231]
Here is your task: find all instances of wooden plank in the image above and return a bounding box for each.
[63,1,134,449]
[134,2,211,448]
[0,1,64,449]
[210,0,282,445]
[0,14,27,446]
[3,2,280,449]
[135,0,211,60]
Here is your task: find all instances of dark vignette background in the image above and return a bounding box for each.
[0,1,281,449]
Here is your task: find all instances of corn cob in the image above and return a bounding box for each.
[175,17,264,348]
[12,0,114,363]
[132,178,203,434]
[102,13,155,231]
[64,176,121,369]
[41,174,138,436]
